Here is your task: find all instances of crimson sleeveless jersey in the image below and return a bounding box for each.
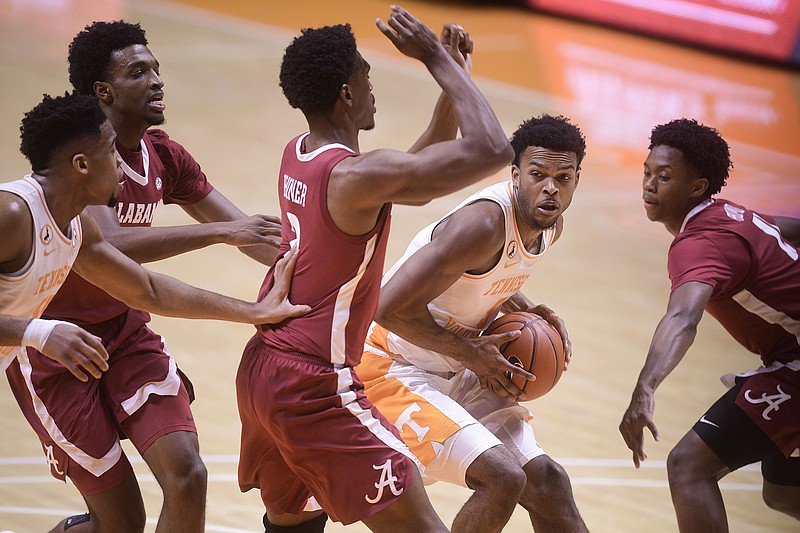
[43,129,214,325]
[668,199,800,365]
[257,133,392,367]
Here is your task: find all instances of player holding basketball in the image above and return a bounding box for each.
[14,20,286,533]
[236,6,513,533]
[619,118,800,532]
[1,92,307,532]
[355,114,588,532]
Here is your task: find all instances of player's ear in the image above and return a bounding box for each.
[340,84,353,107]
[72,153,90,175]
[94,81,113,103]
[691,177,709,198]
[511,165,520,185]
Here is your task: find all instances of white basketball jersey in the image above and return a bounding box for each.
[378,181,557,372]
[0,176,82,370]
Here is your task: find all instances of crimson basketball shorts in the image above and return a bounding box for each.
[693,364,800,486]
[236,335,418,525]
[356,349,544,488]
[5,311,196,494]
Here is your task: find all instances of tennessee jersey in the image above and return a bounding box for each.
[0,177,82,371]
[368,181,556,373]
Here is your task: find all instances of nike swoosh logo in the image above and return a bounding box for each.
[43,248,55,257]
[698,416,720,429]
[503,260,517,269]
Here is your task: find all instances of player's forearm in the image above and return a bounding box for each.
[104,223,235,263]
[129,273,260,324]
[408,92,457,154]
[377,309,471,361]
[238,243,278,266]
[424,51,511,165]
[0,315,33,346]
[636,317,698,393]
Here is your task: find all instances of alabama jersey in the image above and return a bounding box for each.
[669,199,800,365]
[44,129,213,325]
[257,133,391,367]
[368,181,556,373]
[0,177,82,371]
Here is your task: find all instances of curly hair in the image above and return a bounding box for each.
[279,24,358,116]
[510,114,586,169]
[68,20,148,95]
[20,93,108,172]
[649,118,732,197]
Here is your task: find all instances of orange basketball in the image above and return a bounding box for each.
[483,311,566,400]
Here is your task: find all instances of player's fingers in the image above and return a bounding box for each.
[646,420,660,442]
[505,360,534,381]
[488,329,521,348]
[62,362,90,383]
[375,18,399,44]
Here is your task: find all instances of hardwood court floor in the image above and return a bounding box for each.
[0,0,798,531]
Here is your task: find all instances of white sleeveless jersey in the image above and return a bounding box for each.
[0,176,82,371]
[374,181,557,372]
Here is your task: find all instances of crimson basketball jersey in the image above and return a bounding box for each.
[257,133,392,367]
[668,199,800,365]
[44,129,214,325]
[0,177,82,371]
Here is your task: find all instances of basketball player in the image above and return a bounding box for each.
[1,92,308,532]
[619,118,800,532]
[236,6,515,533]
[355,115,589,532]
[19,20,288,532]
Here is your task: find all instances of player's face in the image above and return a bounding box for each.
[512,146,579,231]
[349,53,376,131]
[104,44,165,128]
[85,121,124,208]
[643,145,708,235]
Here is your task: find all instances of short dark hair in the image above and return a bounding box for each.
[279,24,358,116]
[20,93,108,172]
[649,118,732,198]
[510,114,586,169]
[68,20,148,95]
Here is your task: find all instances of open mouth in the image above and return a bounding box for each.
[148,93,165,112]
[537,200,560,214]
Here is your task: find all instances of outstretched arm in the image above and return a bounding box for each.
[73,212,308,324]
[88,189,280,266]
[619,281,712,467]
[335,6,512,223]
[408,23,473,154]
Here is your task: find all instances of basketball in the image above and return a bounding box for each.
[483,311,566,400]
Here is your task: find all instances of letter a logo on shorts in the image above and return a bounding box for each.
[44,444,64,476]
[364,459,404,504]
[744,385,791,421]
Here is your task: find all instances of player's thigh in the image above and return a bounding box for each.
[453,370,544,466]
[7,355,135,494]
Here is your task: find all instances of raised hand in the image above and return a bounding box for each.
[376,5,443,63]
[40,323,109,382]
[256,246,311,324]
[440,23,473,72]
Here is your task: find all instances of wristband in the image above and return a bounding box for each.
[21,318,75,352]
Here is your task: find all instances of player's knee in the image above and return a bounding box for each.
[263,512,328,533]
[666,442,701,485]
[161,455,208,501]
[468,453,526,499]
